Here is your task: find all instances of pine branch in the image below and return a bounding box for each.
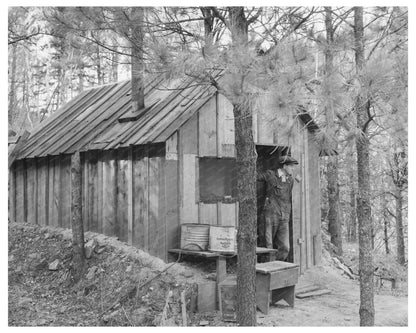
[247,8,263,25]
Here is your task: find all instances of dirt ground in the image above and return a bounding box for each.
[8,222,408,326]
[257,263,408,326]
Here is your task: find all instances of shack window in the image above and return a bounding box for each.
[199,157,237,202]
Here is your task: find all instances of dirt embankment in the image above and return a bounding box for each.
[8,222,408,326]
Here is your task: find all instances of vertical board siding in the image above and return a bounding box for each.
[47,158,55,226]
[102,150,117,236]
[132,147,149,250]
[60,155,71,229]
[26,159,37,224]
[52,157,61,227]
[15,160,26,223]
[303,130,312,269]
[127,148,133,245]
[198,97,217,157]
[308,132,322,265]
[47,157,59,227]
[165,132,179,250]
[158,156,167,260]
[88,151,99,233]
[97,153,104,234]
[182,154,198,224]
[217,94,235,157]
[148,157,160,257]
[199,203,217,225]
[219,203,236,226]
[117,149,129,243]
[82,154,89,231]
[179,114,199,225]
[37,157,49,226]
[9,165,16,222]
[300,152,307,274]
[290,120,302,269]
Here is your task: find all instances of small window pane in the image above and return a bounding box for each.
[199,158,237,202]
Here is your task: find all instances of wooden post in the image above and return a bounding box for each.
[128,147,134,245]
[71,150,85,282]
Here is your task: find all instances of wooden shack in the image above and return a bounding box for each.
[8,75,322,274]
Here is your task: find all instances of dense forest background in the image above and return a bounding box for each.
[8,7,408,326]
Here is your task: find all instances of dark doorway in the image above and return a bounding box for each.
[255,145,294,263]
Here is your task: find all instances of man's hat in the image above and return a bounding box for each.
[278,155,299,165]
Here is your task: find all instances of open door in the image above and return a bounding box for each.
[255,145,295,263]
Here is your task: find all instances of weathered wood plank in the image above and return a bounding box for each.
[127,148,133,245]
[26,159,37,224]
[199,203,217,225]
[132,146,148,250]
[48,158,55,226]
[54,157,61,227]
[217,94,235,157]
[198,97,217,157]
[300,151,307,274]
[296,289,331,299]
[148,156,160,257]
[179,114,199,225]
[15,160,26,223]
[88,151,99,233]
[117,149,129,242]
[48,157,60,227]
[82,153,89,231]
[9,164,16,222]
[304,130,312,269]
[181,114,198,155]
[158,156,167,260]
[291,120,302,268]
[165,158,179,251]
[97,151,103,234]
[308,132,322,266]
[102,150,117,236]
[220,203,236,227]
[182,154,198,224]
[60,155,71,229]
[166,132,178,161]
[37,157,49,226]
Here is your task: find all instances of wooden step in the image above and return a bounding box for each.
[296,289,332,299]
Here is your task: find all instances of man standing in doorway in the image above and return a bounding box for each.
[258,155,299,261]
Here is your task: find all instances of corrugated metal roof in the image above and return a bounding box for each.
[17,74,217,159]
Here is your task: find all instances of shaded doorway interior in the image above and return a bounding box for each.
[256,145,295,263]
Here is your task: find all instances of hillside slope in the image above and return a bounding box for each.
[8,222,408,326]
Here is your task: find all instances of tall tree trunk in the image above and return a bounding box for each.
[71,150,85,283]
[324,7,342,255]
[96,45,103,86]
[354,7,375,326]
[78,65,84,93]
[201,7,214,47]
[395,187,405,264]
[382,194,390,255]
[234,101,257,326]
[348,174,358,242]
[131,7,145,112]
[228,7,257,326]
[8,43,18,129]
[112,46,119,83]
